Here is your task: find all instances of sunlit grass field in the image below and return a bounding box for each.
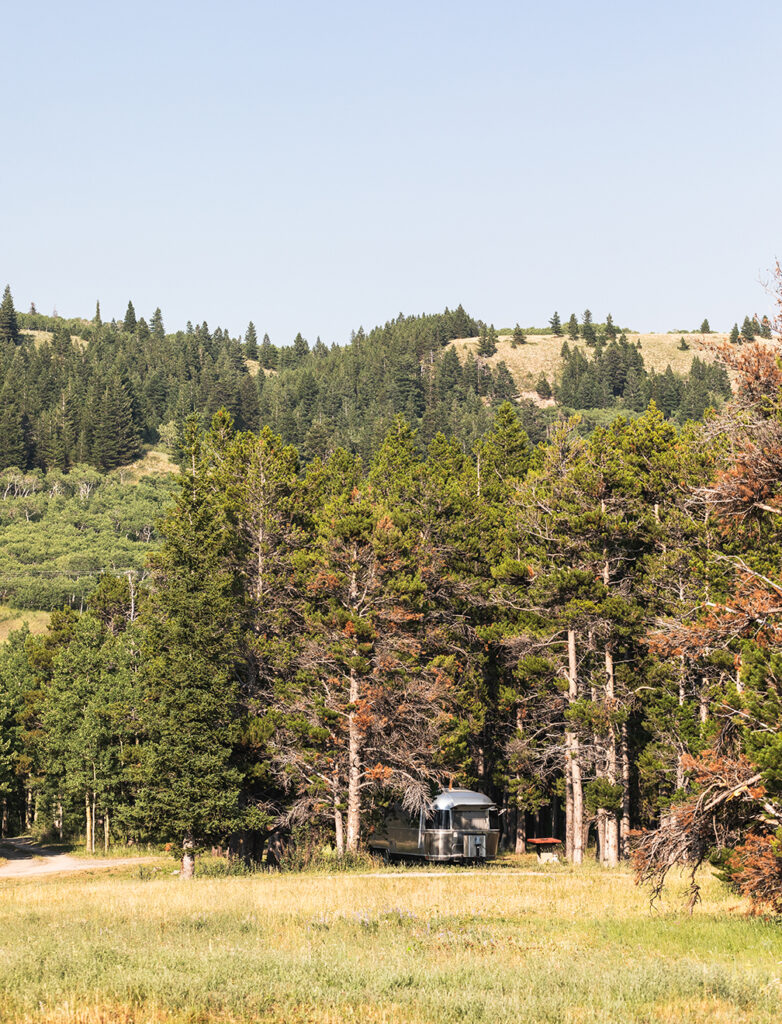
[1,855,779,1024]
[0,604,51,644]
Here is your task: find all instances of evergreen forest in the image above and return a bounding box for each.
[1,280,781,912]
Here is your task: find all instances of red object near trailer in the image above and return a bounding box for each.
[527,838,562,863]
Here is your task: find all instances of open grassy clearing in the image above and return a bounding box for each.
[447,332,726,392]
[1,857,779,1024]
[114,449,178,484]
[24,329,88,350]
[0,603,51,643]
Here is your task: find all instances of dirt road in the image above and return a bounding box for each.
[0,837,157,879]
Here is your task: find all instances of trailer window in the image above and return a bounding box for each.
[452,807,495,831]
[425,809,451,830]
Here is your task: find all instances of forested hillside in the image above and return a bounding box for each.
[0,286,749,481]
[1,279,780,910]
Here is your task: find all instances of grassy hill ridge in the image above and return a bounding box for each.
[446,331,727,394]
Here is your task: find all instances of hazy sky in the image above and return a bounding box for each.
[3,1,780,343]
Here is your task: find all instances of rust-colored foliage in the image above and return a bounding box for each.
[633,753,766,912]
[725,834,782,914]
[648,569,782,661]
[712,339,782,405]
[698,417,782,523]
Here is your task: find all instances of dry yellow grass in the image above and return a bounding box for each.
[447,332,726,392]
[0,604,51,644]
[24,329,88,350]
[113,450,177,484]
[0,858,779,1024]
[245,359,277,378]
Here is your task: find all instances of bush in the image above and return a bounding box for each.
[273,825,377,873]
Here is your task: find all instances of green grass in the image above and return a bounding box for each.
[0,857,779,1023]
[0,603,51,643]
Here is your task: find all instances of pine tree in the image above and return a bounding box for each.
[0,352,31,468]
[605,313,617,342]
[269,422,451,853]
[477,324,498,357]
[292,332,309,363]
[0,406,28,469]
[567,314,579,341]
[549,311,563,336]
[259,333,278,369]
[678,336,690,351]
[493,362,519,403]
[760,315,773,339]
[511,323,526,347]
[659,366,680,417]
[699,319,711,333]
[138,415,242,876]
[463,352,480,392]
[150,307,165,340]
[729,323,740,344]
[0,285,21,345]
[741,316,755,342]
[623,368,645,411]
[535,374,552,399]
[94,301,102,327]
[581,310,596,346]
[436,347,462,400]
[474,403,531,501]
[244,322,259,359]
[92,377,141,470]
[123,301,137,333]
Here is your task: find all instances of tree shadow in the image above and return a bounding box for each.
[0,836,75,861]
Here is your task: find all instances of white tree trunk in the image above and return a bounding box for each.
[85,792,92,853]
[566,629,584,865]
[333,786,345,858]
[565,755,574,861]
[604,644,619,868]
[346,670,361,853]
[514,808,526,854]
[181,834,195,879]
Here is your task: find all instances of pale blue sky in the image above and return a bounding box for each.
[3,1,780,342]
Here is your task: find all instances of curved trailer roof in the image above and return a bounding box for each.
[431,789,494,809]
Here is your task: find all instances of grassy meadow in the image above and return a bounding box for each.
[118,450,178,484]
[1,856,779,1024]
[0,604,51,644]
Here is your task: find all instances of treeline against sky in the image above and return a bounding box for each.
[0,285,738,478]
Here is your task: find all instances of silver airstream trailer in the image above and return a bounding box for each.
[368,789,500,863]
